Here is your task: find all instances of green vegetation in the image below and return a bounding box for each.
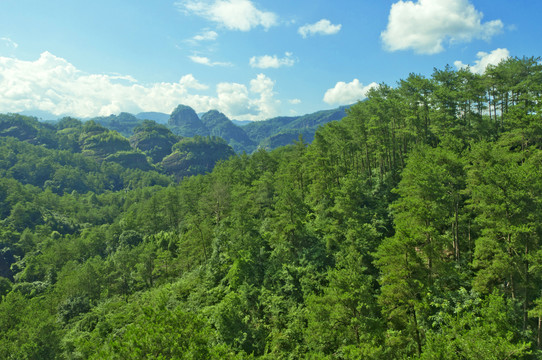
[129,120,180,163]
[129,104,349,153]
[92,112,144,137]
[242,107,348,151]
[1,56,542,359]
[201,110,256,153]
[161,136,236,179]
[168,104,209,137]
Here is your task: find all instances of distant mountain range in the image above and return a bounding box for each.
[20,110,63,120]
[231,120,252,127]
[136,112,169,124]
[14,104,351,153]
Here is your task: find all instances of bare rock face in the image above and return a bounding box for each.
[168,105,209,137]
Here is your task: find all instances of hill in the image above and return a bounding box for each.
[15,104,350,154]
[243,106,349,150]
[0,113,236,184]
[168,105,209,137]
[129,120,180,163]
[92,112,144,137]
[161,136,235,179]
[200,110,256,153]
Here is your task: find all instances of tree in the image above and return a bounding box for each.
[420,290,530,359]
[305,249,383,358]
[468,141,542,333]
[375,144,467,356]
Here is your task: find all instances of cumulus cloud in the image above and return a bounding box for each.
[210,74,279,118]
[381,0,504,54]
[215,82,253,116]
[189,55,232,67]
[454,48,510,74]
[250,73,280,117]
[323,79,378,105]
[179,74,209,90]
[298,19,341,38]
[0,51,280,120]
[249,52,295,69]
[289,98,301,105]
[176,0,278,31]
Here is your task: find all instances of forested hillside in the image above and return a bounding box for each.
[81,105,349,154]
[1,56,542,359]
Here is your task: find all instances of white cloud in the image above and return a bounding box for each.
[179,74,209,90]
[250,73,280,117]
[289,98,301,105]
[454,48,510,74]
[192,29,218,42]
[189,55,232,67]
[323,79,378,105]
[106,73,138,83]
[177,0,278,31]
[209,74,280,118]
[215,82,254,116]
[0,51,280,120]
[298,19,341,38]
[249,52,295,69]
[381,0,504,54]
[1,37,18,49]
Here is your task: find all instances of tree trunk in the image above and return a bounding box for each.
[454,200,460,262]
[538,316,541,349]
[412,306,422,356]
[524,244,529,331]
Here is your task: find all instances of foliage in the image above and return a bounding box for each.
[129,120,179,163]
[0,56,540,359]
[162,136,235,179]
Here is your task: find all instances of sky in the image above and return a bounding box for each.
[0,0,540,121]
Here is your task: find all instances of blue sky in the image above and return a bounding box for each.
[0,0,540,120]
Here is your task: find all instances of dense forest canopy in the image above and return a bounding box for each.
[1,56,542,359]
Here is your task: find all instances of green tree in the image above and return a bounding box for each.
[468,141,542,333]
[419,290,530,359]
[305,249,383,358]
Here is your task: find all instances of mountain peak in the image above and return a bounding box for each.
[168,104,208,137]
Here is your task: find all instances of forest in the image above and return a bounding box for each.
[0,56,541,359]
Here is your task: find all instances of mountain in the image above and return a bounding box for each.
[200,110,256,153]
[231,119,253,126]
[283,106,350,130]
[12,104,351,155]
[0,114,40,143]
[0,113,62,148]
[168,105,209,137]
[242,106,350,151]
[129,120,180,163]
[161,136,235,179]
[136,112,170,124]
[92,112,143,137]
[0,113,238,183]
[165,105,349,153]
[78,121,133,161]
[105,151,153,171]
[258,128,315,150]
[242,116,296,145]
[19,110,61,121]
